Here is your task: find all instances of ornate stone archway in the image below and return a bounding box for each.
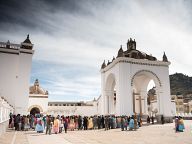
[131,70,162,87]
[131,70,162,116]
[28,105,43,113]
[100,38,173,121]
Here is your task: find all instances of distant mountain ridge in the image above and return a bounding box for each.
[170,73,192,96]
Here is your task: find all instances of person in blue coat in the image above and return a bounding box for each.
[178,117,185,132]
[35,115,44,133]
[129,116,134,130]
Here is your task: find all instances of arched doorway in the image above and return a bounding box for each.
[131,70,161,116]
[30,107,40,116]
[105,73,116,114]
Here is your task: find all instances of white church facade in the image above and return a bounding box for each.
[0,35,34,135]
[0,35,34,115]
[98,38,175,121]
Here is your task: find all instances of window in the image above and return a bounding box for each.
[77,103,81,106]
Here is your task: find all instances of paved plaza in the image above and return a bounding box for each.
[1,120,192,144]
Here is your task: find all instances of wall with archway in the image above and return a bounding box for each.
[28,105,43,113]
[100,57,173,118]
[104,73,116,114]
[28,94,48,114]
[131,70,161,115]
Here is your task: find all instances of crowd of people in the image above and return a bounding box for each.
[8,113,185,134]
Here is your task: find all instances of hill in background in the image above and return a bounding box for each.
[170,73,192,101]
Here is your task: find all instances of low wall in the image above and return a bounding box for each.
[0,120,9,136]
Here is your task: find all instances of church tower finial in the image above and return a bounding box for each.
[117,45,124,57]
[163,52,168,62]
[101,60,106,69]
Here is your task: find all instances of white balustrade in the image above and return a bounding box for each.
[0,96,14,136]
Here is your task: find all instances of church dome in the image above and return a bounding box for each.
[29,79,48,95]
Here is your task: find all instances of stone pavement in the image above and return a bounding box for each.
[1,120,192,144]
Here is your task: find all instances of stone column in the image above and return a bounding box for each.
[140,90,148,115]
[156,87,163,115]
[117,63,133,116]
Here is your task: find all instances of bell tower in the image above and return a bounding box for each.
[127,38,136,50]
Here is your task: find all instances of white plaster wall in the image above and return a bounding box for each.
[47,105,98,116]
[16,52,33,115]
[0,52,18,107]
[0,48,34,115]
[97,96,102,115]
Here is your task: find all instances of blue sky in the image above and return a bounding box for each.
[0,0,192,101]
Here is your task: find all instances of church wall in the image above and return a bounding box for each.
[16,51,33,115]
[0,51,19,108]
[0,43,34,115]
[47,103,98,116]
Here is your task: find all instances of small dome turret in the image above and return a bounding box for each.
[21,34,33,50]
[23,34,32,44]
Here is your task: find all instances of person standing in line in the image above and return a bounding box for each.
[178,116,185,132]
[175,116,179,132]
[134,114,137,130]
[83,116,88,130]
[124,116,128,130]
[43,116,46,129]
[63,116,69,133]
[129,116,134,130]
[120,116,125,131]
[104,116,109,130]
[78,116,82,130]
[69,116,75,131]
[88,117,93,130]
[161,115,164,124]
[35,115,44,133]
[97,116,101,129]
[24,115,30,131]
[59,117,63,133]
[147,115,150,124]
[53,117,59,134]
[151,116,154,124]
[46,115,52,135]
[101,115,105,129]
[93,116,97,129]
